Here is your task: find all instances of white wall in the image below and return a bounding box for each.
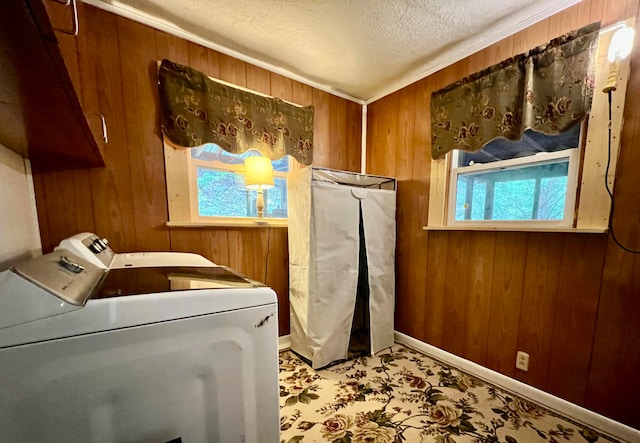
[0,144,41,270]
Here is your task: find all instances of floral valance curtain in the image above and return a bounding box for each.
[158,59,314,165]
[430,22,600,160]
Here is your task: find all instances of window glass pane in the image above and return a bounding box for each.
[272,156,290,172]
[196,167,288,219]
[454,159,569,221]
[191,144,261,164]
[197,168,250,217]
[191,143,290,172]
[471,182,486,220]
[538,176,568,220]
[493,180,536,220]
[455,180,467,220]
[457,125,581,167]
[264,177,288,218]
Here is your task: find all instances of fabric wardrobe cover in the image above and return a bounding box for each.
[288,167,396,369]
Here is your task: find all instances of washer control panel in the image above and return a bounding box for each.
[55,232,115,269]
[12,250,104,306]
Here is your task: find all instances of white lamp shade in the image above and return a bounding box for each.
[244,156,274,189]
[608,26,635,62]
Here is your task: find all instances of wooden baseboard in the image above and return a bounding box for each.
[278,334,291,351]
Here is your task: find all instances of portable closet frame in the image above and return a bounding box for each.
[288,167,397,369]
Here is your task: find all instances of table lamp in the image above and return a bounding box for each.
[245,156,274,218]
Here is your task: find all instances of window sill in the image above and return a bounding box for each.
[422,225,607,234]
[167,219,288,228]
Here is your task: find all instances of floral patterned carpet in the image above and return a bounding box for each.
[279,344,619,443]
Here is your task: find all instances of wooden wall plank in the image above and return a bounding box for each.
[432,64,463,91]
[200,229,229,266]
[546,233,606,404]
[156,32,189,65]
[440,231,471,356]
[269,228,290,335]
[406,77,432,340]
[169,228,203,255]
[366,93,399,177]
[226,228,253,277]
[186,42,210,73]
[485,232,527,377]
[423,231,448,348]
[270,73,293,100]
[483,35,515,68]
[251,229,268,282]
[292,81,313,107]
[381,94,399,178]
[345,100,362,172]
[586,243,638,426]
[36,170,96,250]
[548,0,593,37]
[30,169,52,252]
[82,5,137,252]
[463,232,496,366]
[246,64,271,95]
[311,89,331,168]
[219,53,246,86]
[600,0,638,25]
[395,84,416,180]
[515,233,564,387]
[393,83,419,337]
[458,51,487,80]
[512,19,550,54]
[365,99,380,173]
[329,95,347,170]
[206,51,221,78]
[117,17,169,251]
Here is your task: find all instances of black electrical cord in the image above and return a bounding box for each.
[605,90,640,253]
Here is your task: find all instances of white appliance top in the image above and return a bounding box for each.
[55,232,217,269]
[0,235,277,349]
[112,251,215,268]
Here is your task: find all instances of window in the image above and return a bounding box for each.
[188,144,295,222]
[426,22,632,233]
[448,127,581,228]
[163,138,298,226]
[423,19,634,233]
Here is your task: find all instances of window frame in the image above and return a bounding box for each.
[446,148,581,229]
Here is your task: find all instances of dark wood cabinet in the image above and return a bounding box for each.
[0,0,105,169]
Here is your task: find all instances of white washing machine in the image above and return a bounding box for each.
[0,236,280,443]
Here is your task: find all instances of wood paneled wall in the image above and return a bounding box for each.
[366,0,640,429]
[32,4,362,336]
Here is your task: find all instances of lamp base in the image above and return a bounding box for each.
[256,188,265,218]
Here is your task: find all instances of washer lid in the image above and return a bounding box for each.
[94,266,264,299]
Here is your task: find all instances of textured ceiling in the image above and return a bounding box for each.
[92,0,580,101]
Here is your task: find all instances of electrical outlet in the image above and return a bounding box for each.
[516,351,529,371]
